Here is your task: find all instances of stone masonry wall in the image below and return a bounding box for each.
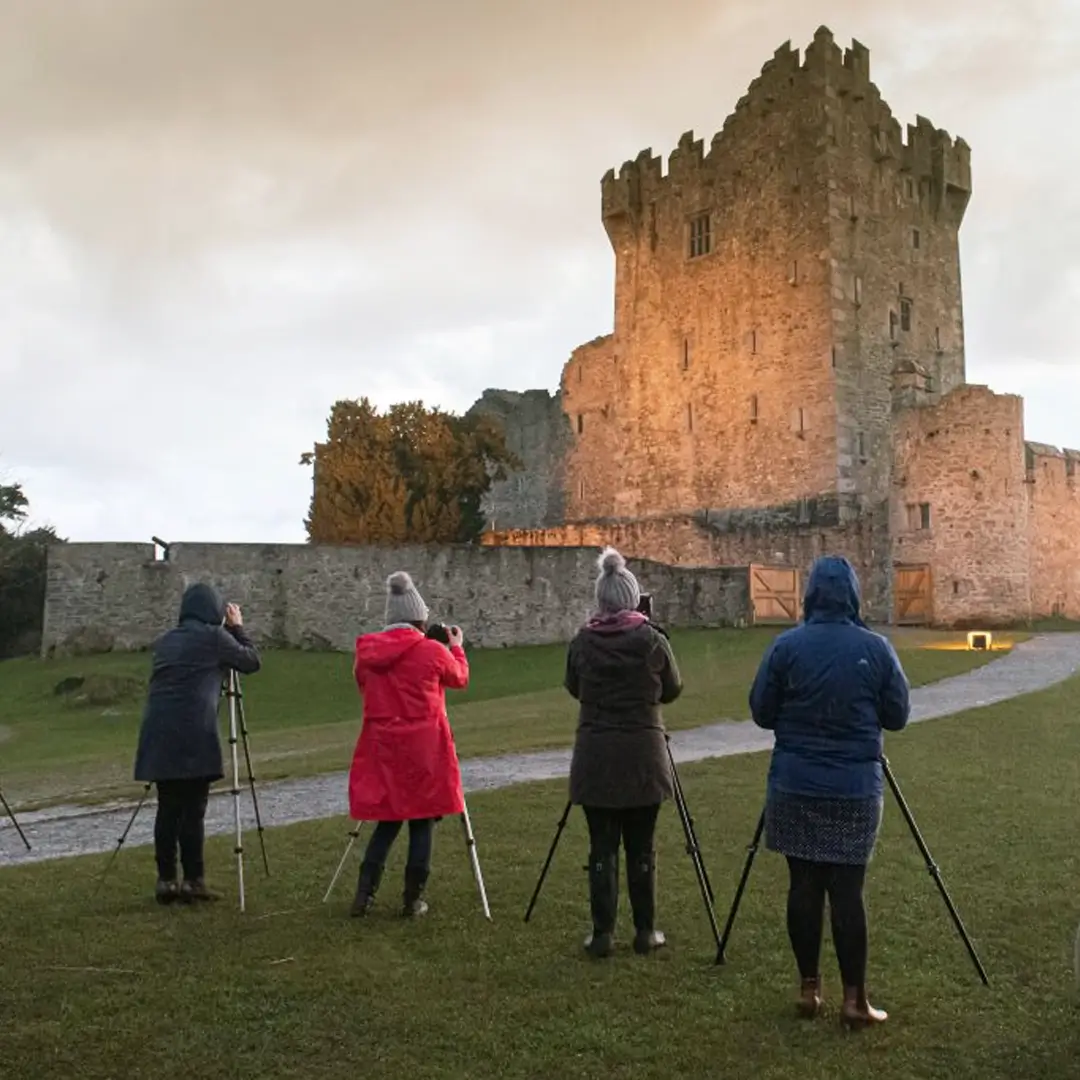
[1026,443,1080,619]
[562,34,841,521]
[41,542,752,656]
[891,386,1031,626]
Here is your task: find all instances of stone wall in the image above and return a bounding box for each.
[468,389,571,530]
[891,385,1031,625]
[41,542,752,656]
[1026,443,1080,619]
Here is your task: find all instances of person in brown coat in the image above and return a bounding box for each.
[565,547,683,958]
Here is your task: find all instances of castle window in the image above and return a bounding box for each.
[912,228,921,249]
[854,276,863,306]
[889,310,899,341]
[576,414,584,435]
[795,408,807,438]
[900,298,913,332]
[920,502,931,529]
[831,345,838,368]
[788,260,799,285]
[682,336,691,370]
[904,177,914,199]
[848,194,858,220]
[578,479,585,500]
[857,431,867,462]
[687,403,694,432]
[688,213,711,258]
[749,394,759,424]
[578,364,583,383]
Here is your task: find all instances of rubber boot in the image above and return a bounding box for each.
[350,861,383,918]
[841,986,888,1029]
[626,851,667,955]
[583,851,619,958]
[797,976,823,1018]
[402,865,430,917]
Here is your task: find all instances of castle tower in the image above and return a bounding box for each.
[557,27,971,525]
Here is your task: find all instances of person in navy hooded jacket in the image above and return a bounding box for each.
[750,556,910,1029]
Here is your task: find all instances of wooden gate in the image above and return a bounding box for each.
[749,565,801,625]
[894,564,932,625]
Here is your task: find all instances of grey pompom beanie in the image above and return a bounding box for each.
[594,547,641,615]
[384,571,429,626]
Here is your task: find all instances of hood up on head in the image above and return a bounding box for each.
[178,582,226,626]
[802,556,867,627]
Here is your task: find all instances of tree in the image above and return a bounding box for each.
[0,481,62,658]
[300,398,520,545]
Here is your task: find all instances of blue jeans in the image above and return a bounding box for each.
[362,818,435,871]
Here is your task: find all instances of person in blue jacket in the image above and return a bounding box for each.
[749,556,910,1029]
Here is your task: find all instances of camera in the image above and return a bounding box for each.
[636,593,653,620]
[426,622,452,646]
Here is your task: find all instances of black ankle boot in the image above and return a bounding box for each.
[584,851,619,958]
[627,851,666,955]
[402,866,430,917]
[351,861,383,917]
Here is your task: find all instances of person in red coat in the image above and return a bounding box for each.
[348,570,469,918]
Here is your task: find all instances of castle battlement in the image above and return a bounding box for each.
[601,26,970,227]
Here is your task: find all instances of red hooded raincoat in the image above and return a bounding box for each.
[348,626,469,821]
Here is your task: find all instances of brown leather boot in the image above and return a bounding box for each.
[841,986,888,1028]
[797,976,823,1018]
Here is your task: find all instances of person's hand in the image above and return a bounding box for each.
[224,603,243,628]
[448,626,463,648]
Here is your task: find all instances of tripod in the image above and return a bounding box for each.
[96,669,269,911]
[523,734,724,955]
[322,799,493,920]
[0,782,31,851]
[715,754,990,984]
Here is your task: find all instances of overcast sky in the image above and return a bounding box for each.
[2,0,1076,543]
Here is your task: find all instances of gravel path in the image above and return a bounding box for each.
[3,633,1078,869]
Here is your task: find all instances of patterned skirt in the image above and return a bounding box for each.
[765,791,884,866]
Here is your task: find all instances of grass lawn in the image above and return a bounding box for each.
[0,627,1016,811]
[0,672,1076,1079]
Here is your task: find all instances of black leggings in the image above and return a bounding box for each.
[154,778,212,882]
[582,804,660,864]
[362,819,435,871]
[786,857,868,987]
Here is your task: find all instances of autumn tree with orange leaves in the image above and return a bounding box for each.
[300,398,520,545]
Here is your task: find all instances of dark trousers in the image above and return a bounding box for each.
[154,778,212,882]
[362,818,436,871]
[582,804,660,864]
[786,857,869,987]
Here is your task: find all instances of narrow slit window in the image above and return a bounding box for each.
[900,298,912,332]
[682,337,691,370]
[576,414,584,435]
[912,228,921,249]
[749,394,759,424]
[935,326,942,351]
[788,260,798,285]
[857,431,866,461]
[889,310,899,341]
[578,479,585,500]
[831,345,838,368]
[751,329,758,355]
[905,177,914,199]
[687,403,694,432]
[796,407,807,438]
[920,502,931,530]
[854,276,863,305]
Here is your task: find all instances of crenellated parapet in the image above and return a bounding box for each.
[600,25,971,235]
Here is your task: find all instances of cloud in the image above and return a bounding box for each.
[1,0,1078,542]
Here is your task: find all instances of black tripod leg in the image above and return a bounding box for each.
[524,800,573,923]
[716,807,765,965]
[665,736,715,904]
[668,760,725,959]
[94,783,152,894]
[235,680,270,877]
[0,785,32,851]
[882,756,989,986]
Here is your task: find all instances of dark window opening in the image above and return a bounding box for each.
[576,414,584,435]
[689,213,711,258]
[687,403,694,432]
[900,298,912,332]
[935,326,942,351]
[682,337,691,370]
[751,329,758,355]
[912,228,921,249]
[905,178,914,199]
[831,345,838,368]
[857,431,866,462]
[920,502,931,530]
[796,407,807,438]
[889,310,899,341]
[749,394,759,424]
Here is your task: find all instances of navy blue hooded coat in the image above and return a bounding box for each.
[134,583,261,783]
[749,557,910,800]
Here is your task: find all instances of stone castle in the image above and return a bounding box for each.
[470,27,1079,627]
[39,27,1078,656]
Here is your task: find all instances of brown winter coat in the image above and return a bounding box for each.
[566,613,683,809]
